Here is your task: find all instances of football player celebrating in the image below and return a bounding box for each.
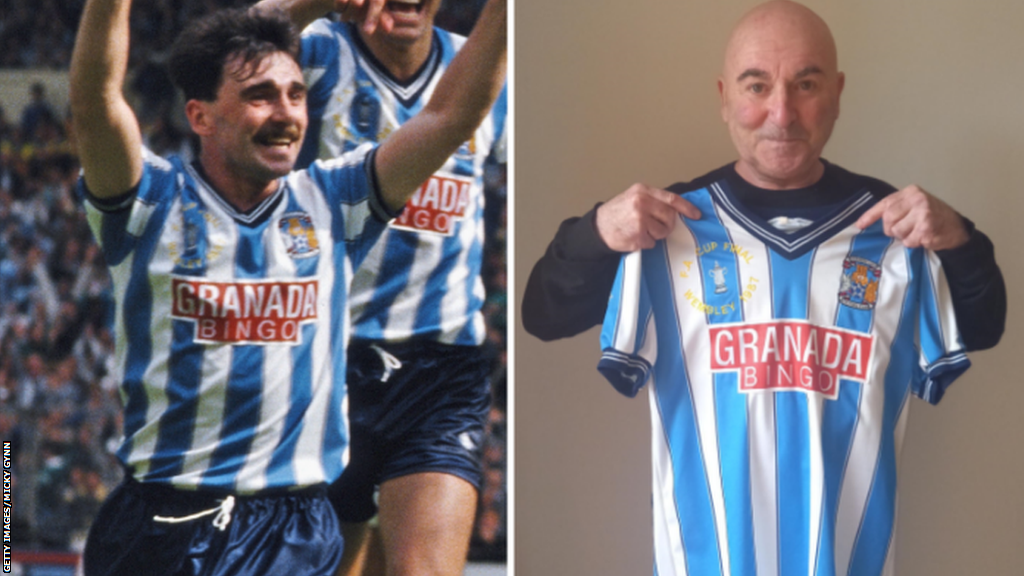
[70,0,505,574]
[255,1,507,575]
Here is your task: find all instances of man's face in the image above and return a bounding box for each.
[718,12,844,189]
[198,51,307,186]
[377,0,442,45]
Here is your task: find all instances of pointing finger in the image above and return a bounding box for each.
[669,195,701,220]
[362,0,386,34]
[856,196,889,229]
[378,10,395,33]
[649,188,702,220]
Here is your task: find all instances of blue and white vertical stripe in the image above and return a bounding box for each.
[598,186,970,576]
[82,146,384,493]
[300,20,508,345]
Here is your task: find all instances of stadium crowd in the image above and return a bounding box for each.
[0,0,506,560]
[0,0,486,70]
[0,85,121,550]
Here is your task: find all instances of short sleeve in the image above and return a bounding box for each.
[305,143,390,217]
[299,19,342,109]
[913,249,971,404]
[597,250,658,398]
[79,148,180,267]
[301,144,391,269]
[297,20,348,169]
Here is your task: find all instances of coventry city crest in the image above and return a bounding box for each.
[279,212,320,259]
[839,256,882,310]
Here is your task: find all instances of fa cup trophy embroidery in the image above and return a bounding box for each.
[710,261,728,294]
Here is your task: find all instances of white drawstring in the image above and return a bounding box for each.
[153,495,235,532]
[370,344,402,383]
[211,496,235,531]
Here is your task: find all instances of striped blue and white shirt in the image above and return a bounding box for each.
[599,179,970,576]
[299,20,508,345]
[82,145,389,493]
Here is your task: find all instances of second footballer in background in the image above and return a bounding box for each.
[257,1,507,575]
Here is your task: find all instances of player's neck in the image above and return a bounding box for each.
[358,30,433,82]
[195,154,279,213]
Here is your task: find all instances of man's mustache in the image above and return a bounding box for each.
[253,123,302,143]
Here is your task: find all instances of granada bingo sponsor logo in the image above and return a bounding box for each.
[709,320,874,400]
[391,174,473,236]
[172,278,319,345]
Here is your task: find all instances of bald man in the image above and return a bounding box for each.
[523,0,1003,346]
[522,1,1005,575]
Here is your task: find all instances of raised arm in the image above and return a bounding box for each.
[523,183,701,341]
[69,0,143,199]
[373,0,507,211]
[522,207,624,341]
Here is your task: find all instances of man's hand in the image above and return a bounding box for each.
[595,184,702,252]
[855,184,969,251]
[254,0,392,34]
[330,0,392,34]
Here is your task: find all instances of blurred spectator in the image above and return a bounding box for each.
[16,353,45,412]
[143,112,195,163]
[0,104,15,141]
[0,88,122,546]
[19,84,57,143]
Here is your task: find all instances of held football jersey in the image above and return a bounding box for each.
[599,181,970,576]
[82,145,390,493]
[299,20,508,345]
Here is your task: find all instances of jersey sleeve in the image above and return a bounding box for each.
[304,143,392,268]
[78,148,179,268]
[597,250,658,398]
[297,19,347,169]
[913,249,971,404]
[299,19,342,112]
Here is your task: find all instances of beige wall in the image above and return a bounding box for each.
[514,1,1023,574]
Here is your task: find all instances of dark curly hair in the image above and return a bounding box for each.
[168,8,300,102]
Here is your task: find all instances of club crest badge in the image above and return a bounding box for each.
[350,88,381,137]
[452,135,477,164]
[279,213,320,259]
[839,256,881,310]
[169,201,222,271]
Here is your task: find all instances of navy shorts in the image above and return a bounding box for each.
[83,477,343,576]
[329,339,492,523]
